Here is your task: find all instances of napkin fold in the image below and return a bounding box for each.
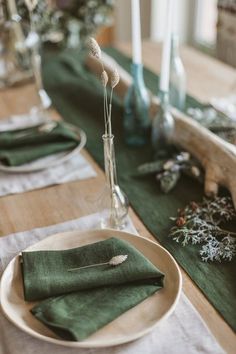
[0,121,80,166]
[21,237,164,341]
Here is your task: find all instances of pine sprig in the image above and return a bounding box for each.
[169,197,236,262]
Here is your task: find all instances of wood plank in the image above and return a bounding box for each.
[0,42,235,353]
[115,40,236,103]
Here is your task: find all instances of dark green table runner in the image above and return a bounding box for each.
[42,47,236,331]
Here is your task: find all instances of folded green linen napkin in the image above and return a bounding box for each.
[21,237,164,341]
[0,121,80,166]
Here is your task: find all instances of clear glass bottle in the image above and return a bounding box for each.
[66,19,81,49]
[100,134,129,229]
[0,19,31,89]
[151,90,174,151]
[169,34,186,111]
[123,63,150,146]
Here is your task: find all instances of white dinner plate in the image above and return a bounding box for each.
[0,229,182,348]
[0,123,87,173]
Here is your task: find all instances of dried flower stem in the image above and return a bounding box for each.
[87,37,120,138]
[67,255,128,271]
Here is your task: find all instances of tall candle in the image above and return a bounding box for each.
[131,0,142,65]
[159,0,173,92]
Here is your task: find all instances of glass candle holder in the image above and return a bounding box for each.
[123,63,150,146]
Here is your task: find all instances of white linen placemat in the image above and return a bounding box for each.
[0,213,224,354]
[0,153,96,197]
[0,114,97,197]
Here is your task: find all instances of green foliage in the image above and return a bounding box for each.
[137,152,203,193]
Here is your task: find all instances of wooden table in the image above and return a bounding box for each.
[0,41,235,353]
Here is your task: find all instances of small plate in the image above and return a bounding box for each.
[0,229,182,348]
[0,123,86,173]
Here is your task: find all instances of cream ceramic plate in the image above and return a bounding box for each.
[0,124,86,173]
[0,229,182,348]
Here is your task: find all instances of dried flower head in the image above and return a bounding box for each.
[110,67,120,88]
[68,254,128,271]
[101,70,108,87]
[109,255,128,266]
[87,37,102,60]
[24,0,38,11]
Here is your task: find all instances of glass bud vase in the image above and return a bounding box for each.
[100,134,129,229]
[151,91,175,152]
[123,63,150,146]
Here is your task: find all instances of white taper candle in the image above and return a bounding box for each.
[159,0,173,92]
[131,0,142,65]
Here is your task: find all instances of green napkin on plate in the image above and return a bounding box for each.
[21,237,165,341]
[0,121,80,166]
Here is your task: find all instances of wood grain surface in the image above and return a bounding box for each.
[0,41,235,353]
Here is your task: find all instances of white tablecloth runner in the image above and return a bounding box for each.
[0,114,96,197]
[0,213,224,354]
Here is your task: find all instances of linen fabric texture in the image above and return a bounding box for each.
[0,121,80,166]
[21,237,164,341]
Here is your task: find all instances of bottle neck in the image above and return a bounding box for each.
[159,90,170,110]
[131,63,145,85]
[171,34,180,60]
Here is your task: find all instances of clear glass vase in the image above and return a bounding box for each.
[151,90,175,152]
[123,63,150,146]
[100,134,129,229]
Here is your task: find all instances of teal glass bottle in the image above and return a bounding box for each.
[151,90,174,151]
[123,63,150,146]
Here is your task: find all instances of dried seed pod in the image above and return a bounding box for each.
[110,67,120,88]
[101,70,108,87]
[176,217,186,227]
[87,37,102,60]
[109,255,128,266]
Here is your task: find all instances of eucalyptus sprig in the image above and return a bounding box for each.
[87,37,120,137]
[169,197,236,262]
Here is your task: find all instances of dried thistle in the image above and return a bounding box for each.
[67,254,128,271]
[101,70,108,87]
[87,37,102,60]
[110,68,120,88]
